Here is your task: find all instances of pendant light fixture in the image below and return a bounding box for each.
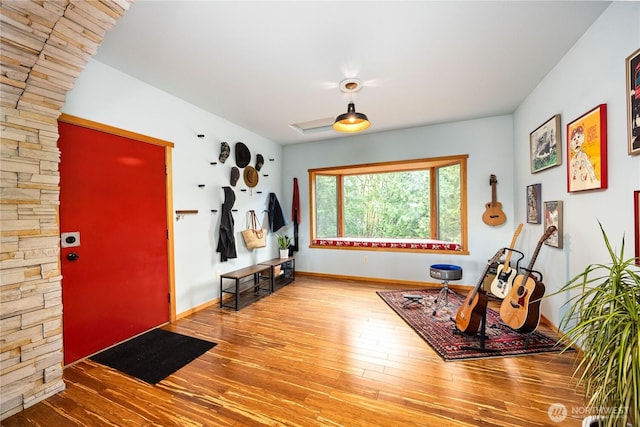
[333,79,370,133]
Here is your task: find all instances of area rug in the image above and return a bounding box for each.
[377,288,564,361]
[90,328,216,384]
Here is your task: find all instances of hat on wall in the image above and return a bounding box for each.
[243,166,259,188]
[219,142,230,163]
[235,142,251,168]
[255,153,265,171]
[230,166,240,186]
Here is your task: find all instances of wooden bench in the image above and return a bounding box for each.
[219,264,271,311]
[258,256,296,292]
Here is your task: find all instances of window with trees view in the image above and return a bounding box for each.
[309,155,468,253]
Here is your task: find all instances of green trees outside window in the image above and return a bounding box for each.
[310,155,467,251]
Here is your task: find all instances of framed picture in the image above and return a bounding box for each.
[635,191,639,266]
[626,48,640,155]
[530,114,561,173]
[567,104,607,193]
[526,183,541,224]
[543,201,563,248]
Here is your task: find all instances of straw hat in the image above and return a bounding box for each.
[243,166,259,188]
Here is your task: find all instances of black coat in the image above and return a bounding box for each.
[268,192,287,232]
[216,186,237,261]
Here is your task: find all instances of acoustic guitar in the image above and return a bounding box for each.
[455,249,505,336]
[499,226,556,333]
[490,223,524,299]
[482,174,506,226]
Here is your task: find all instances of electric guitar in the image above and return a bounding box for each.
[482,174,507,226]
[490,223,524,299]
[455,249,505,336]
[499,226,556,333]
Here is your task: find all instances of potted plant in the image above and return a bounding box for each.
[553,222,639,427]
[277,234,292,258]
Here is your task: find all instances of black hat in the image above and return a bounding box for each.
[243,166,259,188]
[219,142,230,163]
[235,142,251,168]
[255,154,264,171]
[230,167,240,186]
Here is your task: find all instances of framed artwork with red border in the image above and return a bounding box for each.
[567,104,607,193]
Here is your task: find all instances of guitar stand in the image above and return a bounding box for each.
[454,307,500,353]
[523,334,532,349]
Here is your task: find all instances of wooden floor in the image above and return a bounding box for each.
[3,276,586,426]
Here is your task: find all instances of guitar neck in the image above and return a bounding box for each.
[468,249,504,303]
[523,226,557,282]
[502,224,523,267]
[488,174,498,207]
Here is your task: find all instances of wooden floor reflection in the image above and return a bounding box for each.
[4,276,585,426]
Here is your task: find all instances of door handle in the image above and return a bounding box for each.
[66,252,79,262]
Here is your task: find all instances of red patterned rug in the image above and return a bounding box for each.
[377,288,565,361]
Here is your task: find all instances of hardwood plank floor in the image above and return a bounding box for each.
[3,276,586,426]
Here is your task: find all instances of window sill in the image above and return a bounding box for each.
[311,237,465,254]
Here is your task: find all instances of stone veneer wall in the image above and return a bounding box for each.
[0,0,133,419]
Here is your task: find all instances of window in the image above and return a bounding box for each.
[309,155,468,253]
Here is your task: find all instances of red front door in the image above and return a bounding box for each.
[58,121,170,365]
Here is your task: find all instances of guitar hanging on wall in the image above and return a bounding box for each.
[490,223,524,299]
[455,248,505,336]
[482,174,506,226]
[499,225,556,334]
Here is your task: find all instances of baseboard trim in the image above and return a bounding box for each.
[295,270,474,292]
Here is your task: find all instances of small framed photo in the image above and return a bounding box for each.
[567,104,608,193]
[544,201,563,248]
[526,183,541,224]
[626,48,640,155]
[530,114,561,173]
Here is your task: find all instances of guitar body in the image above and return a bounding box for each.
[499,225,555,334]
[482,202,506,226]
[499,275,546,333]
[490,223,524,299]
[455,249,504,336]
[490,263,517,298]
[455,288,488,336]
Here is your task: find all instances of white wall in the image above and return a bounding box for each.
[513,2,640,327]
[62,2,638,329]
[62,60,285,315]
[281,115,516,285]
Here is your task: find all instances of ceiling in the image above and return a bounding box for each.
[93,1,610,145]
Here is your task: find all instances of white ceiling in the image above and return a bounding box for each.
[93,1,610,145]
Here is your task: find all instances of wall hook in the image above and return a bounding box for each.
[175,209,198,221]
